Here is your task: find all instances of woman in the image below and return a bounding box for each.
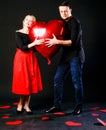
[12,15,44,114]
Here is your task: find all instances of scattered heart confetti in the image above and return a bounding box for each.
[13,102,18,106]
[2,115,10,119]
[41,116,51,121]
[65,121,82,126]
[99,109,106,113]
[97,118,106,126]
[91,113,99,116]
[5,120,23,125]
[53,112,65,116]
[0,105,11,109]
[90,107,100,110]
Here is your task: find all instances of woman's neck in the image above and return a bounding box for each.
[22,27,29,34]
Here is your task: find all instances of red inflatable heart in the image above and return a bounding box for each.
[29,20,64,65]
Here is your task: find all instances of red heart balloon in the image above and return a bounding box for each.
[29,20,64,65]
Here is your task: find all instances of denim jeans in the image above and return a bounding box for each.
[54,57,84,109]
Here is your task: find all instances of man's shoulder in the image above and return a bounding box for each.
[70,17,81,25]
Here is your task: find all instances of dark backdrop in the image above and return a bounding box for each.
[0,0,105,104]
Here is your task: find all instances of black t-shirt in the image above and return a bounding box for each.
[15,31,36,52]
[60,16,85,64]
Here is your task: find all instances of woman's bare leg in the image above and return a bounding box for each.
[17,95,25,111]
[23,95,32,112]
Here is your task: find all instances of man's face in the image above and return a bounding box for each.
[59,6,72,20]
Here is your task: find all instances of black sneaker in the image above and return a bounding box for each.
[46,106,62,113]
[73,104,82,115]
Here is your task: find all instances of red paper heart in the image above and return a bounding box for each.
[65,121,82,126]
[97,118,106,126]
[5,120,23,125]
[29,20,64,65]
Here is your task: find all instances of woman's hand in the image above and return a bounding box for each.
[34,38,44,45]
[28,38,44,48]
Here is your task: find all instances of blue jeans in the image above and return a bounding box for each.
[54,57,84,109]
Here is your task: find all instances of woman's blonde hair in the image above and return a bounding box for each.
[24,14,36,22]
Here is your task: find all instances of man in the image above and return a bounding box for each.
[45,1,85,115]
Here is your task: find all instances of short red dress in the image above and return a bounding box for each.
[12,32,43,95]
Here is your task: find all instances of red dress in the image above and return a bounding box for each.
[12,32,43,95]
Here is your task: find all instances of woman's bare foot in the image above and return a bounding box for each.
[17,105,23,111]
[24,106,33,115]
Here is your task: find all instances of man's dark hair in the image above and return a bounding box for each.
[59,1,72,9]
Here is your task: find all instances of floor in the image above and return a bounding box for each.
[0,98,106,130]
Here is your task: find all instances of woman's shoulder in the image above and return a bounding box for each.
[15,29,29,36]
[16,29,23,33]
[15,30,25,38]
[15,29,28,36]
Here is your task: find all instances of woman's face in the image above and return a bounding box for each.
[23,15,36,28]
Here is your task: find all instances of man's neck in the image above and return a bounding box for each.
[65,16,73,21]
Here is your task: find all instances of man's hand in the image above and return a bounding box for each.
[45,34,58,47]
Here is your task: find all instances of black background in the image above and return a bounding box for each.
[0,0,105,104]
